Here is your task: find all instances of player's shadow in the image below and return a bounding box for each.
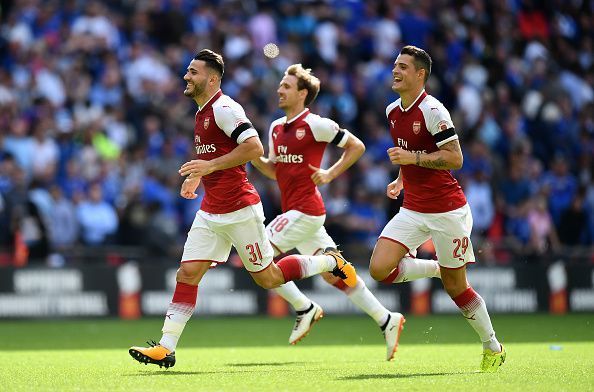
[227,361,306,367]
[125,371,207,376]
[340,372,468,380]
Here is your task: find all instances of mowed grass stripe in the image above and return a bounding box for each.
[1,314,593,351]
[3,343,594,391]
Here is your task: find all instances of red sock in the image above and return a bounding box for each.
[381,266,400,284]
[453,287,481,312]
[332,279,348,292]
[172,282,198,305]
[276,255,303,282]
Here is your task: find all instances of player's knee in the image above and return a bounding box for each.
[369,262,388,281]
[254,277,277,289]
[251,273,281,289]
[176,264,199,283]
[441,276,467,298]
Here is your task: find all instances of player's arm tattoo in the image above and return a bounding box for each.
[417,140,463,170]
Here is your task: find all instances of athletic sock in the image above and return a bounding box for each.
[273,281,311,312]
[343,275,390,326]
[276,254,336,282]
[159,282,198,352]
[381,257,440,284]
[453,286,501,351]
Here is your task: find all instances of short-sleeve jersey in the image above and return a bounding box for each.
[386,90,466,213]
[193,89,261,214]
[268,109,349,216]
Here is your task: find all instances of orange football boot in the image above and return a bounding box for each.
[129,341,176,369]
[325,247,357,287]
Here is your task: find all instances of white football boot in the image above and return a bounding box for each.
[288,302,324,345]
[382,312,406,361]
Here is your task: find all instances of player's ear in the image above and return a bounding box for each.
[418,68,425,81]
[298,88,308,101]
[208,71,219,86]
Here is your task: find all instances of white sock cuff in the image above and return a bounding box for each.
[161,319,185,335]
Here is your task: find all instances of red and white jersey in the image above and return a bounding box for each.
[268,109,349,216]
[386,90,466,213]
[193,89,261,214]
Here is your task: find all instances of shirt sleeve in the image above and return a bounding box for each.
[267,122,277,163]
[425,102,458,147]
[213,103,259,144]
[307,115,349,147]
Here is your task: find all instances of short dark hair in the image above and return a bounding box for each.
[400,45,432,83]
[194,49,224,77]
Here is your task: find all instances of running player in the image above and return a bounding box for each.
[370,45,505,371]
[128,50,356,368]
[252,64,416,360]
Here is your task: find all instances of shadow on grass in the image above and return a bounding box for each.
[124,366,312,376]
[340,372,469,380]
[227,361,306,367]
[125,362,331,376]
[124,371,208,376]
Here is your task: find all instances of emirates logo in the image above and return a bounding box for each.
[204,117,210,129]
[295,128,305,140]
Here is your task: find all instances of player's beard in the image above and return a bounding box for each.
[184,79,206,98]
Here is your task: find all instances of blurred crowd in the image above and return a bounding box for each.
[0,0,593,266]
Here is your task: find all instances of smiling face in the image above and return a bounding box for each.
[277,74,306,111]
[391,54,425,95]
[183,59,209,98]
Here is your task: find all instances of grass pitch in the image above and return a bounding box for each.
[2,314,593,391]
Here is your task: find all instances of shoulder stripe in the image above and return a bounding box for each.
[330,129,346,145]
[386,100,400,118]
[231,122,253,142]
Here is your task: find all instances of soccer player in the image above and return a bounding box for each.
[128,50,356,369]
[369,45,506,371]
[251,64,406,361]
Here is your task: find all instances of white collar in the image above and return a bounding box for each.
[285,108,309,124]
[198,89,222,111]
[400,89,425,112]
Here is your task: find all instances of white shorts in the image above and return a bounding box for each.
[265,210,335,256]
[182,203,274,272]
[379,204,476,269]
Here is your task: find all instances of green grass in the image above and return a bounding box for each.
[2,314,593,391]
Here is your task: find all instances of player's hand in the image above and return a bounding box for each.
[179,159,214,177]
[180,175,201,199]
[387,147,415,165]
[386,178,403,199]
[308,164,333,185]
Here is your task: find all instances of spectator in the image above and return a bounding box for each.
[0,1,591,264]
[76,182,118,245]
[558,189,589,247]
[48,185,78,249]
[527,195,560,256]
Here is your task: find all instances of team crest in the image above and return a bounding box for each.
[203,117,210,129]
[295,128,306,140]
[412,121,421,134]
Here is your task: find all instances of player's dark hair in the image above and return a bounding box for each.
[194,49,224,77]
[285,64,320,106]
[400,45,432,83]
